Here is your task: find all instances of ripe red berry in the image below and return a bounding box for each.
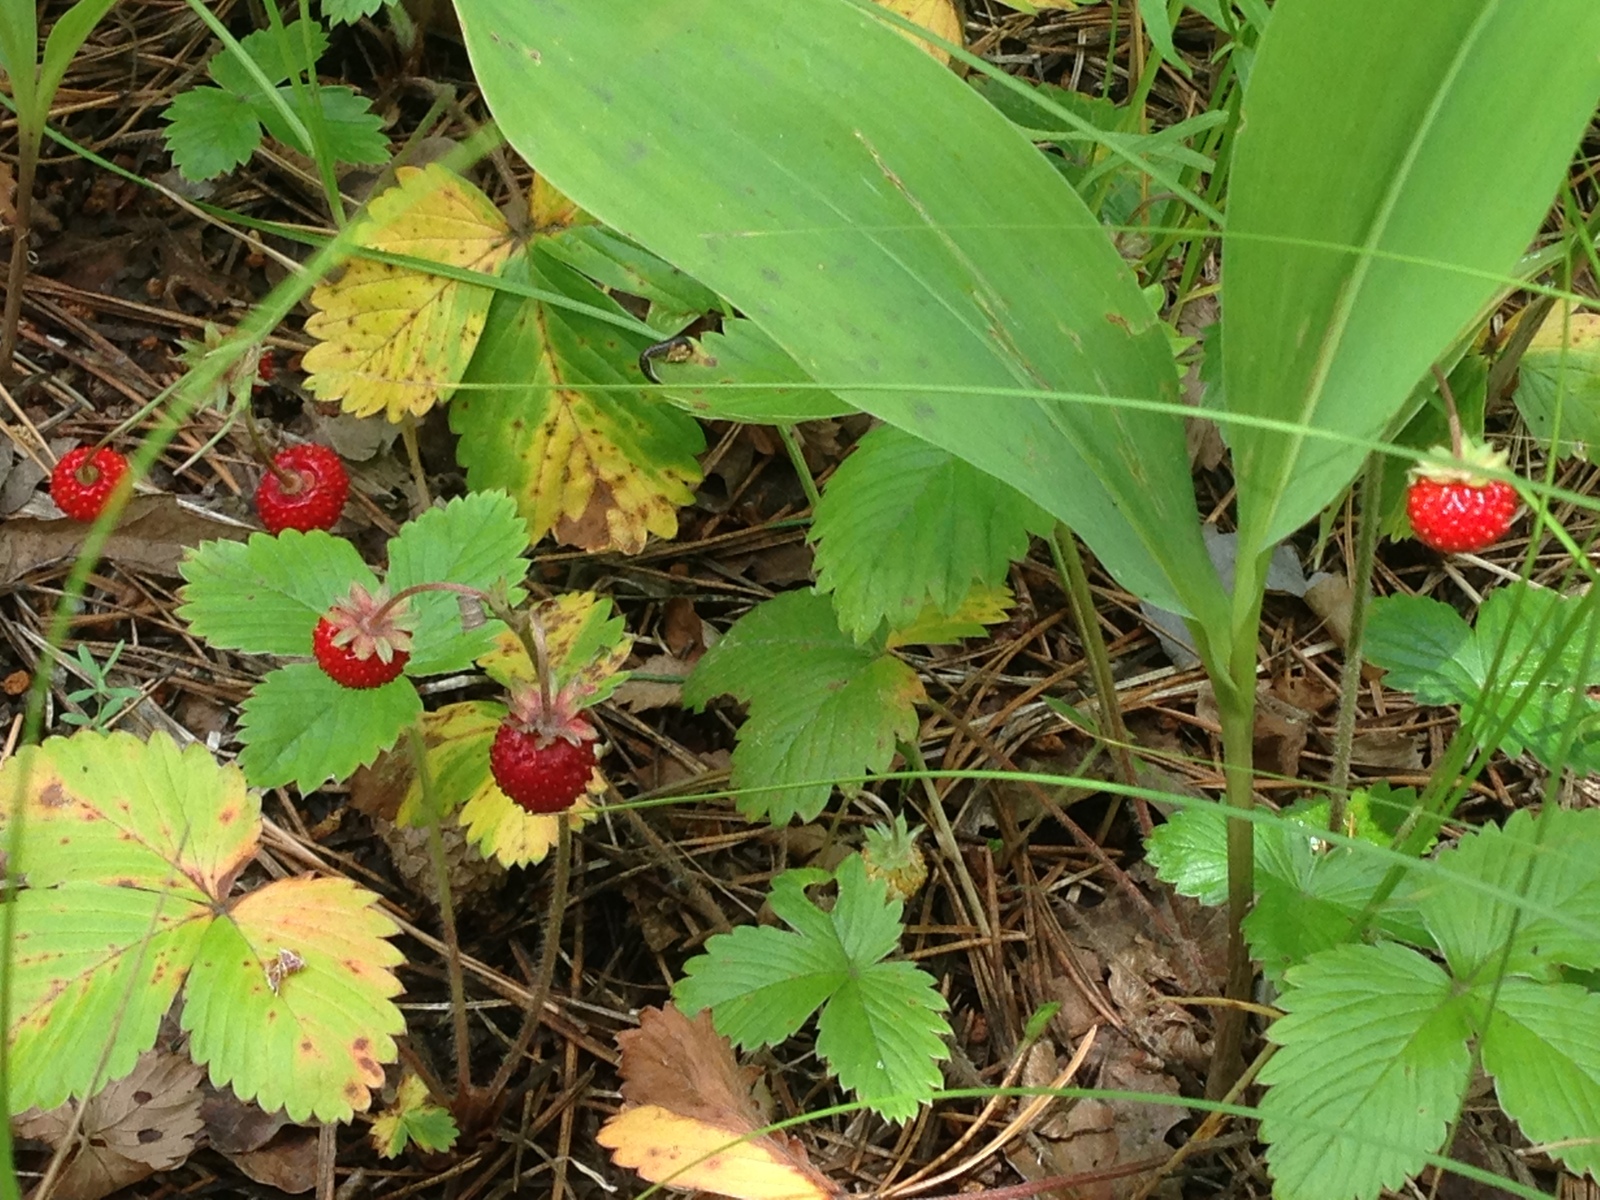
[255,443,348,534]
[310,584,413,690]
[489,721,598,814]
[1406,477,1518,554]
[50,445,130,522]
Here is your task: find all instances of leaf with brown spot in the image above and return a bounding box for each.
[598,1006,841,1200]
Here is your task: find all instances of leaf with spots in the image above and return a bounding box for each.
[452,247,705,553]
[476,591,633,705]
[0,732,405,1121]
[393,701,599,867]
[302,163,515,421]
[182,877,405,1124]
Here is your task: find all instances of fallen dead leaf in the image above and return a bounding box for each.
[598,1005,841,1200]
[0,496,250,582]
[15,1051,203,1200]
[225,1126,319,1194]
[614,653,695,713]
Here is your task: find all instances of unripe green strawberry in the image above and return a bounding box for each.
[861,815,927,904]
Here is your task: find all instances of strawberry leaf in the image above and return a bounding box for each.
[812,425,1051,642]
[161,87,262,180]
[477,591,632,705]
[179,531,378,656]
[371,1075,459,1158]
[675,855,950,1122]
[682,590,924,824]
[385,490,529,676]
[1258,943,1475,1200]
[183,877,404,1123]
[238,662,422,791]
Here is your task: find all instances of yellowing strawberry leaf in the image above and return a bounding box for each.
[652,319,857,423]
[394,701,598,867]
[812,426,1051,643]
[1513,310,1600,463]
[676,855,950,1123]
[238,662,423,792]
[385,490,530,675]
[452,249,705,553]
[884,583,1015,649]
[1259,944,1475,1200]
[179,530,379,656]
[683,590,925,824]
[371,1074,459,1158]
[303,164,515,421]
[477,591,632,704]
[183,877,404,1123]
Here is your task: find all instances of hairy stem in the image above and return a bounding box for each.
[1328,455,1383,824]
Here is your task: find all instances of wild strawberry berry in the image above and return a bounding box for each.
[311,585,412,690]
[861,815,928,904]
[489,684,600,813]
[255,350,277,388]
[255,443,349,534]
[1406,441,1519,554]
[50,445,130,522]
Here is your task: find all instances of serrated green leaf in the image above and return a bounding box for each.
[452,249,705,554]
[652,320,858,422]
[812,425,1051,642]
[385,490,529,675]
[1367,585,1600,773]
[323,0,384,24]
[543,225,720,334]
[161,87,263,181]
[254,84,387,166]
[372,1075,460,1157]
[179,532,378,656]
[1259,943,1474,1200]
[1420,808,1600,981]
[682,590,925,824]
[1479,978,1600,1177]
[884,583,1014,649]
[1512,311,1600,463]
[182,877,404,1123]
[208,20,328,92]
[238,663,422,791]
[4,885,211,1113]
[676,856,949,1122]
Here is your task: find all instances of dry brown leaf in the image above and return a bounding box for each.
[0,496,249,582]
[598,1006,840,1200]
[614,653,694,713]
[225,1126,319,1193]
[15,1051,203,1200]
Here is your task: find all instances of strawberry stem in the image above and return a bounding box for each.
[243,407,296,489]
[1431,363,1464,458]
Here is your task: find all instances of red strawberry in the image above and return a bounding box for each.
[312,584,412,689]
[489,684,600,813]
[50,445,130,522]
[256,443,349,534]
[1406,442,1519,554]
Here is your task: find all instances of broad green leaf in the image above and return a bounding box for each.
[0,731,258,894]
[1259,943,1474,1200]
[1366,585,1600,774]
[371,1075,460,1158]
[179,531,378,656]
[255,84,387,166]
[238,662,423,791]
[652,321,859,423]
[1419,808,1600,982]
[162,87,267,181]
[682,591,925,824]
[1224,1,1600,553]
[543,225,721,334]
[384,490,529,675]
[1479,978,1600,1178]
[676,856,950,1122]
[1513,310,1600,464]
[452,249,705,553]
[811,425,1052,642]
[182,877,404,1123]
[5,886,211,1113]
[454,0,1228,630]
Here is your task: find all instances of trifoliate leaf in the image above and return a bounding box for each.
[182,877,404,1123]
[676,856,950,1122]
[179,531,378,656]
[811,425,1051,642]
[1259,943,1474,1200]
[682,590,925,824]
[371,1074,459,1158]
[1419,807,1600,982]
[392,701,597,867]
[1479,977,1600,1178]
[1512,310,1600,463]
[1367,584,1600,774]
[303,163,515,421]
[650,319,857,422]
[161,87,262,180]
[477,591,632,705]
[451,249,705,552]
[238,662,423,791]
[384,490,530,675]
[542,225,720,334]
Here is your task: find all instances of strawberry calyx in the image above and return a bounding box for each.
[322,583,415,665]
[1408,439,1509,488]
[502,680,599,750]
